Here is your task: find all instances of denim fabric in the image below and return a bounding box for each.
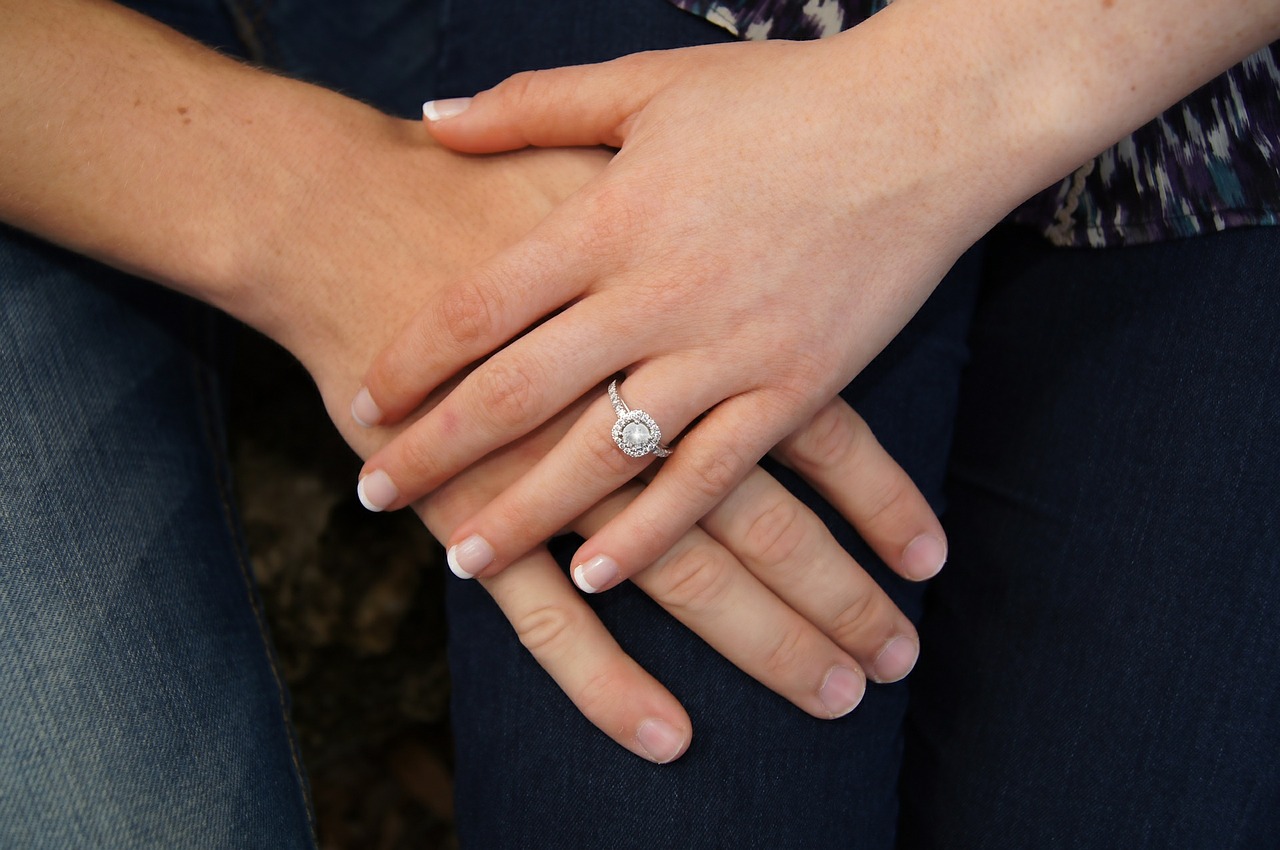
[901,225,1280,849]
[0,228,316,847]
[0,0,445,845]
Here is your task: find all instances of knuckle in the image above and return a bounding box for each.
[741,499,810,566]
[495,70,543,118]
[681,446,743,503]
[649,550,734,614]
[761,623,811,680]
[394,428,442,485]
[512,602,583,656]
[859,474,915,532]
[788,403,861,470]
[476,359,543,431]
[440,277,498,350]
[826,591,882,649]
[584,427,644,480]
[571,665,626,718]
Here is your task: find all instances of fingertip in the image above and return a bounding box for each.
[818,665,866,719]
[635,718,690,764]
[357,470,399,513]
[572,555,620,594]
[351,386,383,428]
[869,636,919,684]
[422,97,472,123]
[900,533,947,581]
[446,534,495,579]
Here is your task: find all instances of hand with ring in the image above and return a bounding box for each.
[262,131,944,758]
[348,24,1001,590]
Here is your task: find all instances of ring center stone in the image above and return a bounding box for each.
[622,422,651,447]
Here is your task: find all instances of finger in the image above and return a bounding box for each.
[413,442,692,764]
[441,366,730,580]
[422,51,686,153]
[773,397,948,581]
[478,551,692,763]
[570,391,800,593]
[702,466,921,684]
[352,211,594,429]
[601,488,869,721]
[356,296,636,512]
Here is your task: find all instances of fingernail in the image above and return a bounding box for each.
[446,534,494,579]
[422,97,472,122]
[901,534,947,580]
[356,470,398,512]
[635,718,686,764]
[350,387,383,428]
[819,665,865,718]
[871,637,919,683]
[572,555,619,593]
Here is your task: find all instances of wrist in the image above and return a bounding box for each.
[839,0,1280,225]
[203,75,409,353]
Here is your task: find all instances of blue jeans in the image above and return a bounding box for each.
[2,1,1277,848]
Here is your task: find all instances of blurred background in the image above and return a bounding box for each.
[230,332,456,850]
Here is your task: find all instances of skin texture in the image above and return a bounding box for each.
[355,0,1280,592]
[0,0,949,761]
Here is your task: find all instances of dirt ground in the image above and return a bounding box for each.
[230,330,456,850]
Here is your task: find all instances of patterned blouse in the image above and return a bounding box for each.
[668,0,1280,248]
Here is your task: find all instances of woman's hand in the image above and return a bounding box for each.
[347,13,1004,590]
[268,121,944,762]
[348,0,1280,593]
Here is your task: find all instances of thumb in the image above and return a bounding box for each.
[423,53,676,153]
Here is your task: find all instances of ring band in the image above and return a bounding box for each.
[608,379,673,459]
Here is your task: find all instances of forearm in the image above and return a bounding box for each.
[835,0,1280,223]
[0,0,390,337]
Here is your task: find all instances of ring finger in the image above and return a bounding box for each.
[442,364,735,578]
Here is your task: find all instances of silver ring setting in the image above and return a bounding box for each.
[609,379,673,459]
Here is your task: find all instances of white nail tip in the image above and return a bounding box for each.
[572,565,600,594]
[446,546,473,580]
[422,97,472,122]
[356,478,382,513]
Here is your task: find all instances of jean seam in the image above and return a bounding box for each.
[187,310,319,849]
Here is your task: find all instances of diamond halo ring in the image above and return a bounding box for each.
[608,379,673,459]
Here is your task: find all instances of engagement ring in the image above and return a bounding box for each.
[608,379,673,459]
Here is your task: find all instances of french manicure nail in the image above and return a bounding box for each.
[356,470,398,512]
[446,534,494,579]
[901,534,947,580]
[818,665,865,718]
[871,637,919,683]
[572,555,619,593]
[636,718,686,764]
[422,97,472,122]
[350,386,383,428]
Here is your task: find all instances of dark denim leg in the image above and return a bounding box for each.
[901,226,1280,848]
